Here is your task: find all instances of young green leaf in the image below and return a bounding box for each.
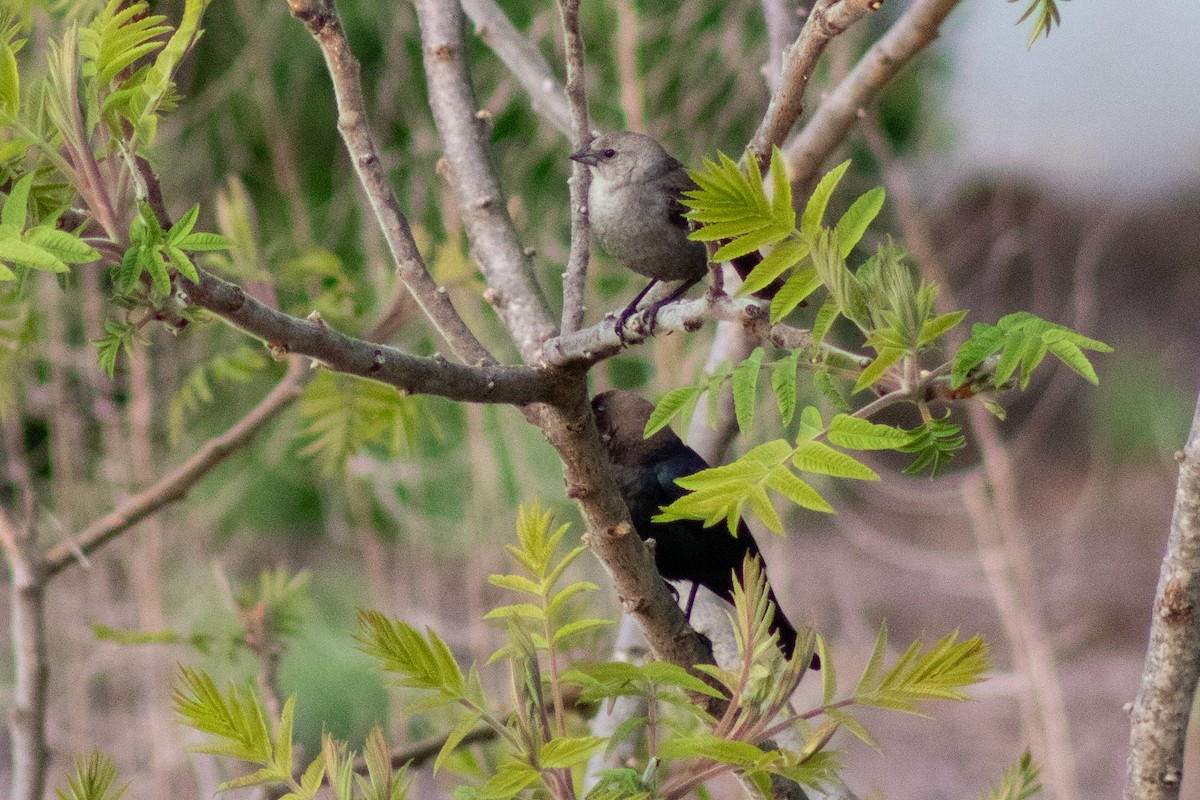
[731,347,764,432]
[771,350,800,424]
[539,736,605,768]
[981,751,1042,800]
[768,265,822,323]
[55,751,127,800]
[800,160,851,240]
[826,415,910,450]
[738,239,808,298]
[834,187,885,258]
[646,385,703,438]
[792,441,879,481]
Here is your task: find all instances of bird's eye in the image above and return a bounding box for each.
[602,148,616,158]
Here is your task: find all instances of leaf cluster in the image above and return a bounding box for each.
[298,372,439,477]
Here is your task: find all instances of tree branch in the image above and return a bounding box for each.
[784,0,962,183]
[284,0,493,366]
[556,0,593,335]
[1123,394,1200,800]
[749,0,882,166]
[183,270,551,405]
[414,0,556,361]
[460,0,573,136]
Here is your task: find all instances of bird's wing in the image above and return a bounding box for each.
[647,446,710,502]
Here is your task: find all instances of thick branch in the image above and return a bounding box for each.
[538,382,716,673]
[3,514,48,800]
[460,0,572,136]
[1124,394,1200,800]
[556,0,593,335]
[184,270,551,405]
[749,0,882,166]
[414,0,556,360]
[285,0,493,366]
[784,0,961,183]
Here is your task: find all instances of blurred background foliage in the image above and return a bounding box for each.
[1,0,1198,798]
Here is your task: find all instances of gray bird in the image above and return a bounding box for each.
[569,131,707,338]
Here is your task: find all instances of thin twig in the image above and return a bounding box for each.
[285,0,493,366]
[556,0,593,335]
[413,0,556,361]
[460,0,572,136]
[749,0,882,167]
[785,0,962,184]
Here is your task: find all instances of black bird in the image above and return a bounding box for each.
[591,389,813,664]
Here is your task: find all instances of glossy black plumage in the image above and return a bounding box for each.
[592,390,811,663]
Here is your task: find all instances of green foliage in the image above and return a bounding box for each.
[852,623,990,712]
[654,407,887,533]
[952,312,1111,391]
[486,502,611,654]
[167,344,269,443]
[93,319,142,378]
[298,371,436,476]
[173,667,315,792]
[116,203,229,298]
[0,173,100,280]
[1010,0,1064,47]
[55,751,126,800]
[982,751,1042,800]
[898,414,966,477]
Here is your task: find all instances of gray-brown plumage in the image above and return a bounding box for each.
[570,132,707,337]
[570,132,783,338]
[592,389,811,663]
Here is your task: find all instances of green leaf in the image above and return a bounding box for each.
[853,347,904,393]
[2,172,32,230]
[167,245,198,283]
[476,760,540,800]
[1044,336,1098,385]
[175,231,232,251]
[771,351,799,424]
[826,414,910,450]
[800,160,850,240]
[540,736,605,768]
[25,227,101,264]
[637,661,726,697]
[55,751,127,800]
[738,239,808,297]
[434,712,483,774]
[168,203,200,244]
[817,635,836,704]
[807,295,841,355]
[483,603,544,622]
[834,187,885,258]
[645,386,702,437]
[355,610,465,698]
[981,750,1042,800]
[797,405,823,441]
[659,735,766,766]
[487,573,543,597]
[0,237,67,273]
[918,310,968,346]
[273,697,296,779]
[145,247,170,296]
[768,265,822,323]
[0,41,18,117]
[551,617,613,645]
[792,441,879,481]
[856,629,990,713]
[731,347,763,432]
[766,466,833,516]
[813,371,850,412]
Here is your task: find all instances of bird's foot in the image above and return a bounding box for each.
[615,303,640,345]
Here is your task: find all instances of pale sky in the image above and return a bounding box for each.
[940,0,1200,200]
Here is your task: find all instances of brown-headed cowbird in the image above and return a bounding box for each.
[570,132,783,339]
[592,389,811,663]
[570,132,706,338]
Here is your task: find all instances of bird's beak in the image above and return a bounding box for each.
[569,148,601,167]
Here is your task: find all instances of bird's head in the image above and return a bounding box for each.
[591,389,681,466]
[570,131,674,186]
